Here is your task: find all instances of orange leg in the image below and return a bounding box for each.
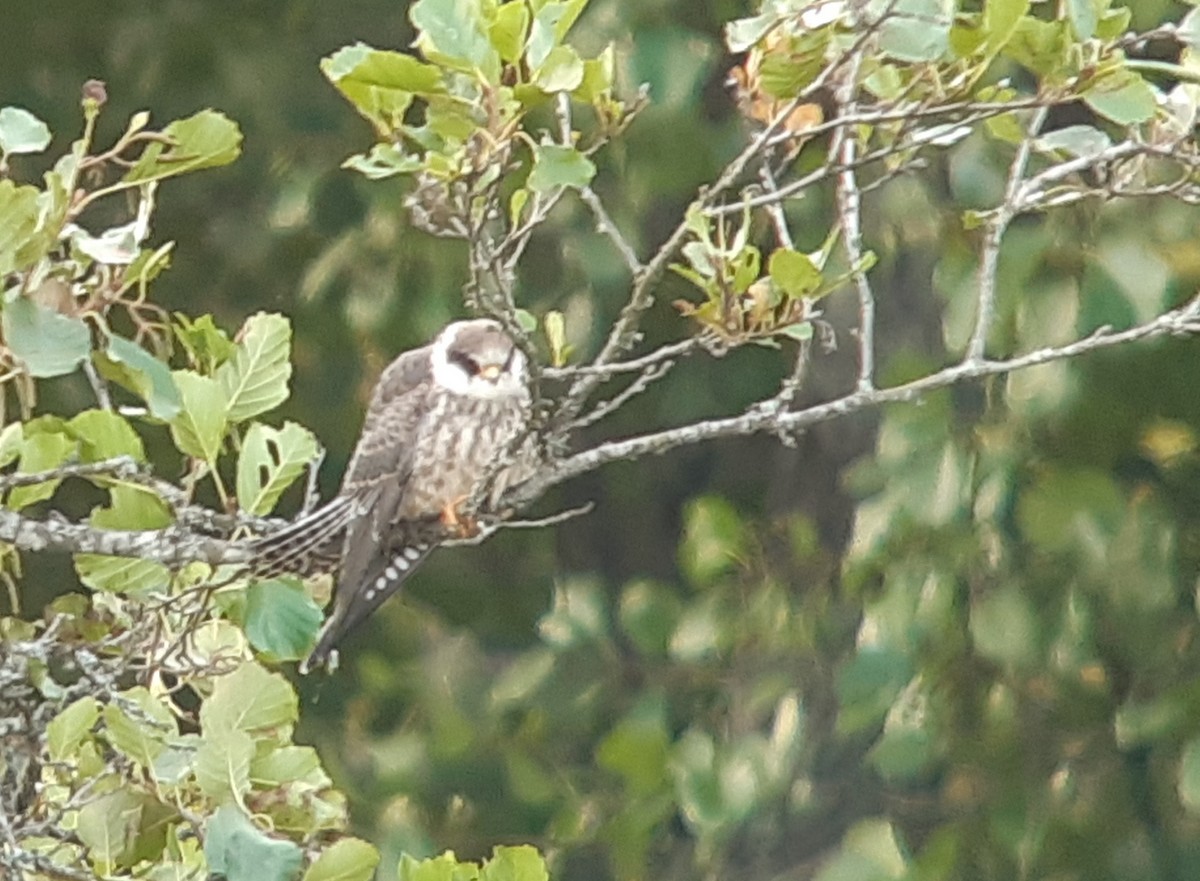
[439,495,480,537]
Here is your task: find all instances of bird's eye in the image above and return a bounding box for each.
[448,351,480,376]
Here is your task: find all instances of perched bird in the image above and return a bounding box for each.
[250,319,535,673]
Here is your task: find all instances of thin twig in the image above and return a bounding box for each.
[579,186,643,275]
[966,106,1048,364]
[833,45,875,391]
[572,361,675,431]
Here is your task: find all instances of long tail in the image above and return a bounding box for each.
[299,541,436,674]
[247,496,357,578]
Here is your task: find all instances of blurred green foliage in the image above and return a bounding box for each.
[7,0,1200,880]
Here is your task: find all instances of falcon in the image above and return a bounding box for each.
[250,319,535,673]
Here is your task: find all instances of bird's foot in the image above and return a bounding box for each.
[440,496,480,538]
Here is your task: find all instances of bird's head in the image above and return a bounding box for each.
[431,319,529,399]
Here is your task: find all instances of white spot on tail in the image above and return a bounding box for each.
[404,546,422,561]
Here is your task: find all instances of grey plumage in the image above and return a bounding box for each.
[249,319,535,673]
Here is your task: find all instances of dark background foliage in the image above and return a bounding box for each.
[9,2,1200,880]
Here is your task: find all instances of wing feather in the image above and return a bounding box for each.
[323,345,433,642]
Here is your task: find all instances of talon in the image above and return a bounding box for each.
[440,496,479,537]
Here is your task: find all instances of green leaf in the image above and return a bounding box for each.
[769,248,822,299]
[244,579,324,660]
[200,661,299,735]
[102,334,183,420]
[341,144,422,180]
[1035,124,1112,159]
[0,422,20,469]
[410,0,500,76]
[1083,71,1157,126]
[399,852,481,881]
[514,308,538,333]
[534,45,584,92]
[779,322,813,341]
[489,2,530,63]
[76,790,145,870]
[576,45,615,102]
[874,0,951,62]
[7,425,75,510]
[1004,17,1069,76]
[981,0,1030,56]
[47,696,100,761]
[68,409,146,463]
[322,44,443,136]
[1066,0,1098,40]
[527,144,595,193]
[668,596,727,661]
[237,421,318,515]
[204,806,303,881]
[537,578,608,648]
[725,13,777,54]
[479,846,550,881]
[102,686,176,767]
[168,370,228,462]
[1180,738,1200,813]
[250,745,327,788]
[596,702,670,795]
[543,310,568,366]
[123,110,242,183]
[173,313,236,373]
[194,727,254,800]
[679,495,744,587]
[813,818,908,881]
[836,648,912,735]
[527,0,589,68]
[322,43,443,94]
[302,838,380,881]
[3,295,91,378]
[75,485,173,595]
[0,180,40,274]
[970,587,1039,669]
[618,579,682,655]
[0,106,52,155]
[217,312,292,423]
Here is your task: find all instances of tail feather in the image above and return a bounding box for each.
[299,542,435,674]
[248,496,360,579]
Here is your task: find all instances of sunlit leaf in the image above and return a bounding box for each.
[0,180,40,274]
[302,838,381,881]
[769,248,822,299]
[168,370,228,462]
[75,486,173,595]
[6,424,75,510]
[1083,71,1157,125]
[237,421,318,515]
[123,110,242,183]
[102,687,176,767]
[527,143,596,192]
[0,106,52,155]
[76,790,145,869]
[534,45,585,92]
[217,312,292,423]
[68,409,146,463]
[47,697,100,761]
[194,727,254,800]
[410,0,499,77]
[200,661,299,735]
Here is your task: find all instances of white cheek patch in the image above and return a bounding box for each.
[431,345,473,394]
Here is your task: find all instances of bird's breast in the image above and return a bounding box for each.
[399,392,527,519]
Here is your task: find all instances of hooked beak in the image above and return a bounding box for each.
[479,363,503,381]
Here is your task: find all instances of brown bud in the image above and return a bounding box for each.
[82,79,108,107]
